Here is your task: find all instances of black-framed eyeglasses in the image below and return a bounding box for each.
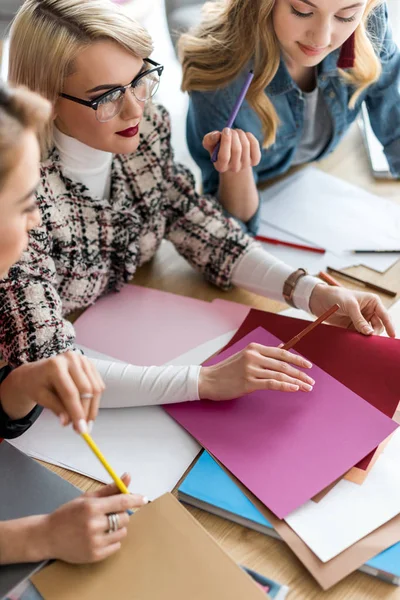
[59,58,164,123]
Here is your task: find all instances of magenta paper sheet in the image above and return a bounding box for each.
[165,327,398,518]
[74,285,248,366]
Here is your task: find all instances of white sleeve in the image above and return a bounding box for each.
[90,359,201,408]
[231,244,321,312]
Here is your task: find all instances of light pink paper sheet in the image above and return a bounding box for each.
[165,327,398,518]
[75,286,248,366]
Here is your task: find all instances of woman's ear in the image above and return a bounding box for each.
[337,32,355,69]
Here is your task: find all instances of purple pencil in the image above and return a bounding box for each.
[211,69,254,163]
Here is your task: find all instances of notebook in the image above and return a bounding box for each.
[32,493,269,600]
[0,443,81,600]
[178,451,400,585]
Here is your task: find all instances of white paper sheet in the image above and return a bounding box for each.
[9,334,235,498]
[259,168,400,273]
[284,428,400,562]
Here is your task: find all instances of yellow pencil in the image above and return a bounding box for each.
[80,431,130,496]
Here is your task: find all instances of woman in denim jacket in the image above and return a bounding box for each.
[181,0,400,233]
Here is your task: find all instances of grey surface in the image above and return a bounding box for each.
[0,442,81,600]
[0,0,23,39]
[165,0,207,47]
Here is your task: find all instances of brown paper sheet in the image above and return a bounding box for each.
[32,493,268,600]
[212,456,400,590]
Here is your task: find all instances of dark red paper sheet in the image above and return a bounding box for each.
[223,309,400,471]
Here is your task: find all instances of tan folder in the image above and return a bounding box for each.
[32,493,269,600]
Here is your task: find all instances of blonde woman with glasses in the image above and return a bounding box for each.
[0,81,147,568]
[3,0,395,414]
[181,0,400,233]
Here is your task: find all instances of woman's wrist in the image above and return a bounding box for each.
[218,168,259,223]
[0,514,51,565]
[198,366,215,400]
[0,369,37,421]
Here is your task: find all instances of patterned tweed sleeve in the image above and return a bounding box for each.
[0,219,75,367]
[157,105,253,290]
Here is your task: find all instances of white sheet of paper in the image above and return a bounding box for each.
[259,168,400,272]
[279,308,314,321]
[284,428,400,562]
[9,334,234,498]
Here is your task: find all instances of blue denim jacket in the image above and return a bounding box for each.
[186,3,400,233]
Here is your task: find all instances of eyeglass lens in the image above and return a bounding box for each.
[96,71,160,122]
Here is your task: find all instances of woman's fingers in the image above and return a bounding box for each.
[257,356,315,386]
[236,129,250,170]
[80,357,104,426]
[202,131,221,154]
[251,367,313,391]
[49,357,87,428]
[215,128,232,172]
[101,511,130,534]
[246,343,313,369]
[373,300,395,337]
[97,492,147,515]
[228,130,243,172]
[90,473,132,498]
[247,132,261,166]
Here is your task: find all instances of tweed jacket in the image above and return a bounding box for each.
[0,103,252,366]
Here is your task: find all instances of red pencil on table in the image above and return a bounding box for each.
[254,235,325,255]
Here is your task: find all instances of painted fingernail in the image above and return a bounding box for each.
[362,325,374,334]
[88,420,94,433]
[77,419,88,434]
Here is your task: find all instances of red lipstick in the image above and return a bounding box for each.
[116,124,139,138]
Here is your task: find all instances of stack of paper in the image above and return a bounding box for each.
[165,327,398,518]
[258,168,400,273]
[168,306,400,589]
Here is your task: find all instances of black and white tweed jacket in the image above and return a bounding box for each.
[0,103,252,366]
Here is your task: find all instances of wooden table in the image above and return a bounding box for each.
[40,123,400,600]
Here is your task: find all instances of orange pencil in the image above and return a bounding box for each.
[318,271,343,287]
[281,304,339,351]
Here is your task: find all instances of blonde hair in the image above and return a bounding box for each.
[180,0,383,148]
[0,82,51,190]
[9,0,153,158]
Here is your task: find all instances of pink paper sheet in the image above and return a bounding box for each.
[75,286,248,366]
[165,327,398,518]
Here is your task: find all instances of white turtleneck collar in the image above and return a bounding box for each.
[53,126,113,200]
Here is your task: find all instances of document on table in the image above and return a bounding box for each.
[259,167,400,273]
[284,429,400,562]
[8,334,235,497]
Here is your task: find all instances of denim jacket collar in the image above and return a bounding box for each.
[268,48,342,96]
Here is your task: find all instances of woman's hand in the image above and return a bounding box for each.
[203,128,261,173]
[309,284,396,337]
[0,351,105,432]
[198,344,314,401]
[43,474,147,563]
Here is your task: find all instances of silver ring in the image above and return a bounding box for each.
[107,513,120,534]
[80,393,93,400]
